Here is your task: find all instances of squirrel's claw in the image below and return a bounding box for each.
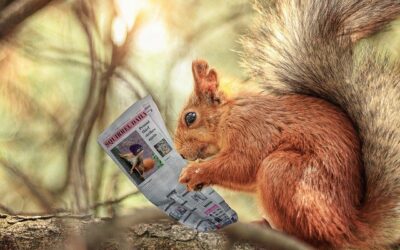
[179,163,209,191]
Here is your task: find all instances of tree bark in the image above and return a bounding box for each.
[0,213,257,250]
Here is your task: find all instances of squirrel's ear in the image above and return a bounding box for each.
[192,59,220,103]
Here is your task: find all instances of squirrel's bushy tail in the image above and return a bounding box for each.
[241,0,400,248]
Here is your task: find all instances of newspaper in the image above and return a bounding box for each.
[98,96,238,231]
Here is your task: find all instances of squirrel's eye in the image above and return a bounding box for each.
[185,112,197,126]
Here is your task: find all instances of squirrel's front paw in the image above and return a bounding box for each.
[179,163,210,191]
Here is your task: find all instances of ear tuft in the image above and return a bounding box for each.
[192,59,209,82]
[206,69,218,89]
[191,59,220,103]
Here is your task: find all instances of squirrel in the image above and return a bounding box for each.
[119,144,154,180]
[174,0,400,249]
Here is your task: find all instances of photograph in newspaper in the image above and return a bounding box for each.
[110,130,163,185]
[153,138,172,157]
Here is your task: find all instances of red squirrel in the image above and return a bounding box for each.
[174,1,400,249]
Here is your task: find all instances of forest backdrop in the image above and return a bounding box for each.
[0,0,399,231]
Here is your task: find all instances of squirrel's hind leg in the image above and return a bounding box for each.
[256,150,357,248]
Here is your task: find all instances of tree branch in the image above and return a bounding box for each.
[0,208,312,250]
[0,158,54,212]
[0,204,14,215]
[0,0,13,11]
[57,1,145,213]
[90,190,140,210]
[0,0,54,38]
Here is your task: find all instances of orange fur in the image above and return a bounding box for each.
[175,60,368,248]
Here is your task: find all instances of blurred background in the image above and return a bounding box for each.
[0,0,399,221]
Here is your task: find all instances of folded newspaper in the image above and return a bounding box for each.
[98,96,238,231]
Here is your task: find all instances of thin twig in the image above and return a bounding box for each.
[0,0,55,38]
[18,44,146,100]
[113,71,142,99]
[91,190,140,210]
[6,213,93,222]
[92,126,107,216]
[0,203,15,215]
[119,64,158,101]
[107,171,120,217]
[15,39,150,102]
[62,1,145,213]
[4,81,67,141]
[0,1,13,11]
[0,158,54,212]
[63,0,99,212]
